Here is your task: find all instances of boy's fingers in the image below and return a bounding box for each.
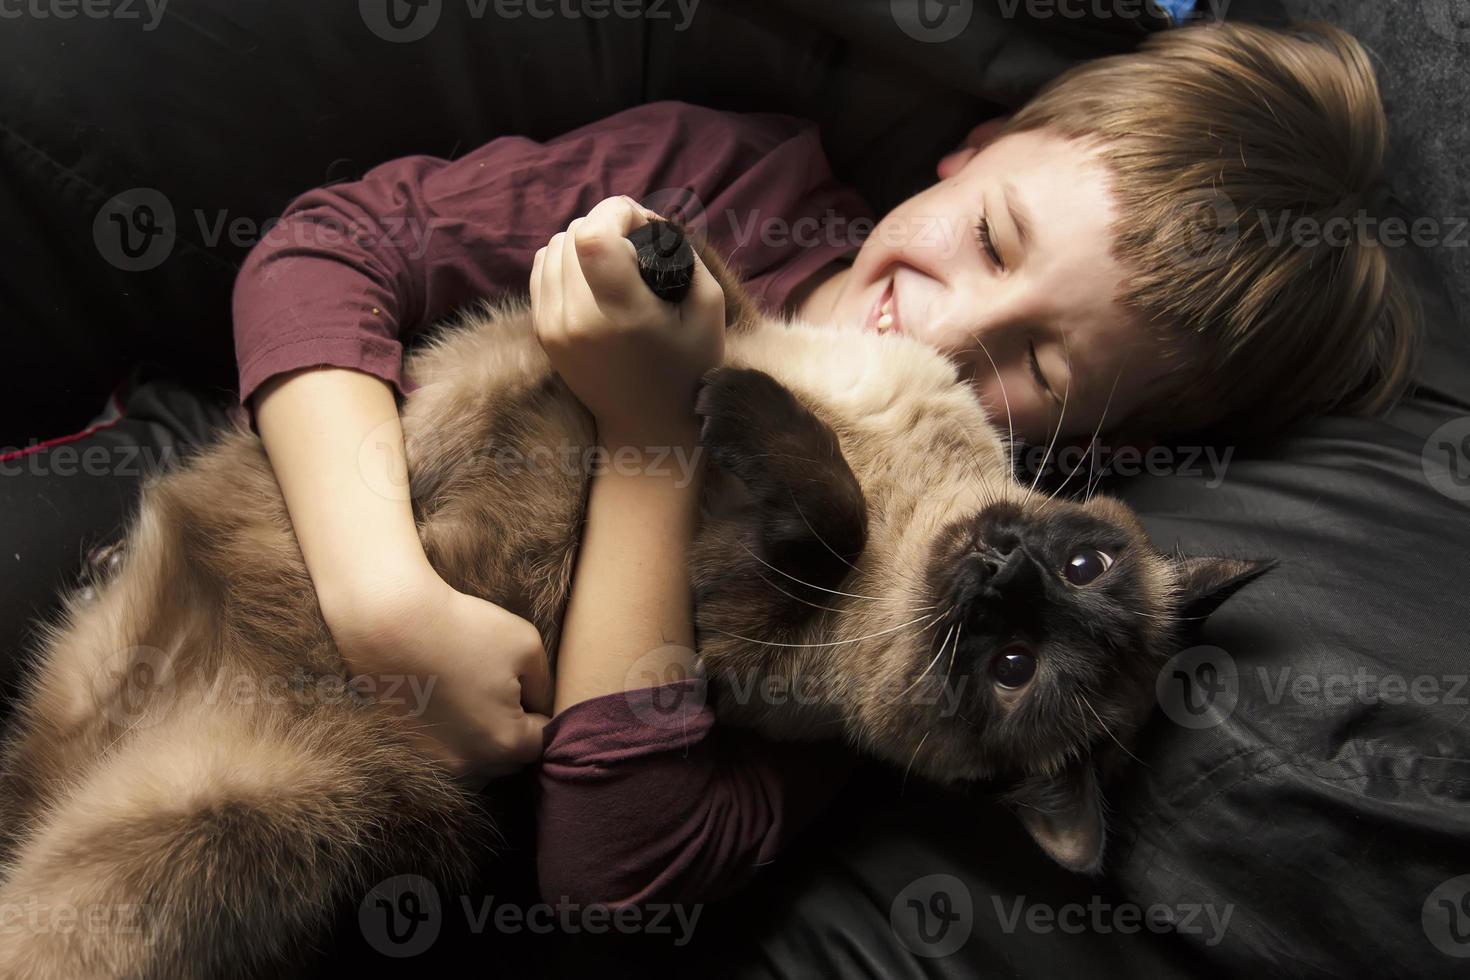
[573,197,650,307]
[686,252,725,318]
[504,712,549,766]
[540,232,565,330]
[558,220,601,324]
[530,245,545,310]
[587,194,654,231]
[516,645,554,717]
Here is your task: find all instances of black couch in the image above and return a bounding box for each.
[3,2,1468,976]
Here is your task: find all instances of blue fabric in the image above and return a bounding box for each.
[1153,0,1199,23]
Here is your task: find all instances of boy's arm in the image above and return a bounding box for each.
[528,198,856,905]
[538,682,856,905]
[232,103,784,783]
[551,440,704,710]
[253,367,428,630]
[528,195,723,711]
[254,366,552,785]
[233,102,872,786]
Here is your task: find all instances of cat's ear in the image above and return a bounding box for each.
[696,367,868,617]
[1006,762,1106,874]
[1170,556,1276,623]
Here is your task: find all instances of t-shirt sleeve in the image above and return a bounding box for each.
[230,101,872,407]
[536,680,855,907]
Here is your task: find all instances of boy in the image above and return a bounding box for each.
[236,21,1417,902]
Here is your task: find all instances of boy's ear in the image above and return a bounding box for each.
[936,115,1012,180]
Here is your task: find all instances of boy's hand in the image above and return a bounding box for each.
[530,195,725,445]
[326,564,552,789]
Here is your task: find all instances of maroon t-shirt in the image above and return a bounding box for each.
[230,101,873,904]
[233,100,872,403]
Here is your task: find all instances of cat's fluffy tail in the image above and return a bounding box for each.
[0,697,482,980]
[0,490,486,979]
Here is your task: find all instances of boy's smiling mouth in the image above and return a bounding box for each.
[865,274,904,336]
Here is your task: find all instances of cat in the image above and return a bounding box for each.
[0,225,1268,978]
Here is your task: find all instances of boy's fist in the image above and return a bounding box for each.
[530,195,725,445]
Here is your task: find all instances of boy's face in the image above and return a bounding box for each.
[810,127,1169,446]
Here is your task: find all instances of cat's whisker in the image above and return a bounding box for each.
[711,611,941,649]
[895,621,955,702]
[941,619,964,692]
[1026,332,1073,504]
[1080,692,1148,769]
[901,730,931,796]
[1084,431,1104,503]
[1051,367,1122,501]
[750,568,854,615]
[787,491,862,573]
[734,538,899,604]
[965,332,1015,468]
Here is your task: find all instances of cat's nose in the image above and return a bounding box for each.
[976,547,1027,594]
[951,544,1044,636]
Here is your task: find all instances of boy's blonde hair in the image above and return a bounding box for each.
[1003,21,1421,436]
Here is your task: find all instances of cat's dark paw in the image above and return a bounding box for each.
[695,367,808,495]
[695,366,867,597]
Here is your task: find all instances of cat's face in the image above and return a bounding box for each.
[690,364,1268,873]
[893,492,1172,786]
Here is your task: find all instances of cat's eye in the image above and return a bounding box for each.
[1063,550,1114,586]
[990,645,1037,689]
